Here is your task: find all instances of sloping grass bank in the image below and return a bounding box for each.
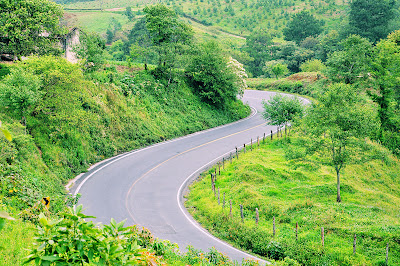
[0,56,249,264]
[185,136,400,265]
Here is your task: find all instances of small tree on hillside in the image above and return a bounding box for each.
[0,68,42,126]
[302,83,379,203]
[262,94,304,131]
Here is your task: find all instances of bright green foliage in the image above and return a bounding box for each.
[144,4,193,69]
[300,59,325,73]
[0,68,42,122]
[0,0,66,58]
[348,0,395,43]
[186,137,400,265]
[264,61,289,78]
[326,35,373,84]
[125,6,134,21]
[74,31,106,72]
[0,121,11,142]
[303,83,380,202]
[262,94,304,128]
[186,41,240,107]
[24,205,145,265]
[370,30,400,131]
[283,11,324,44]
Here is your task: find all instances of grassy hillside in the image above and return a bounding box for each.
[186,136,400,265]
[0,56,250,264]
[0,55,249,218]
[62,0,349,39]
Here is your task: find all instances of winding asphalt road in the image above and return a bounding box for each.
[71,90,309,264]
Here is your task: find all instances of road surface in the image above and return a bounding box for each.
[71,90,309,264]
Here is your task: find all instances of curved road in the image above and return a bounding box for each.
[71,90,309,264]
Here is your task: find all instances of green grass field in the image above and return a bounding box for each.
[186,136,400,265]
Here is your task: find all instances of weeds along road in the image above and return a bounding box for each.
[71,90,310,264]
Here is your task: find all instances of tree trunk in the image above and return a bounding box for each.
[336,168,341,203]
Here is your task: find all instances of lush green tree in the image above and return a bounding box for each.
[325,35,373,84]
[263,60,289,78]
[143,4,193,69]
[348,0,395,43]
[300,59,326,72]
[369,30,400,131]
[316,30,341,62]
[244,30,273,77]
[125,6,134,21]
[303,84,379,202]
[275,42,314,73]
[0,68,42,125]
[186,41,239,107]
[73,31,106,72]
[283,11,324,44]
[262,93,304,129]
[0,0,66,59]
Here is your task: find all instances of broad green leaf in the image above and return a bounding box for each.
[1,128,12,141]
[41,255,60,262]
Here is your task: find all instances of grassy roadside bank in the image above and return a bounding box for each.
[185,135,400,265]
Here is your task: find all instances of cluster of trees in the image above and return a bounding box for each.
[263,29,400,203]
[244,0,397,77]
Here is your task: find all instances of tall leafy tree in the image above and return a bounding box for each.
[244,30,273,77]
[325,35,373,84]
[143,4,193,70]
[348,0,395,43]
[0,0,66,59]
[303,84,379,202]
[283,11,324,44]
[263,94,304,129]
[186,41,239,107]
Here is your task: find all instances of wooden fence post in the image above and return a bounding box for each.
[240,204,244,222]
[386,243,389,265]
[230,152,232,163]
[222,157,225,170]
[273,216,276,237]
[255,208,259,225]
[210,173,213,190]
[271,130,273,140]
[263,133,266,143]
[353,234,357,255]
[229,200,232,217]
[236,147,238,159]
[296,222,298,241]
[218,163,221,175]
[214,168,217,180]
[257,136,259,147]
[243,143,246,153]
[321,227,325,248]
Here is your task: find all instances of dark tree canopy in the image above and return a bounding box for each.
[283,11,324,44]
[348,0,395,43]
[0,0,66,59]
[244,30,273,77]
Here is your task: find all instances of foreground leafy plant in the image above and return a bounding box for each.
[24,205,146,265]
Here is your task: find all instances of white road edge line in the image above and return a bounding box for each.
[176,136,277,265]
[73,105,257,196]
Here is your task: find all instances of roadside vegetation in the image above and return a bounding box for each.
[186,135,400,265]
